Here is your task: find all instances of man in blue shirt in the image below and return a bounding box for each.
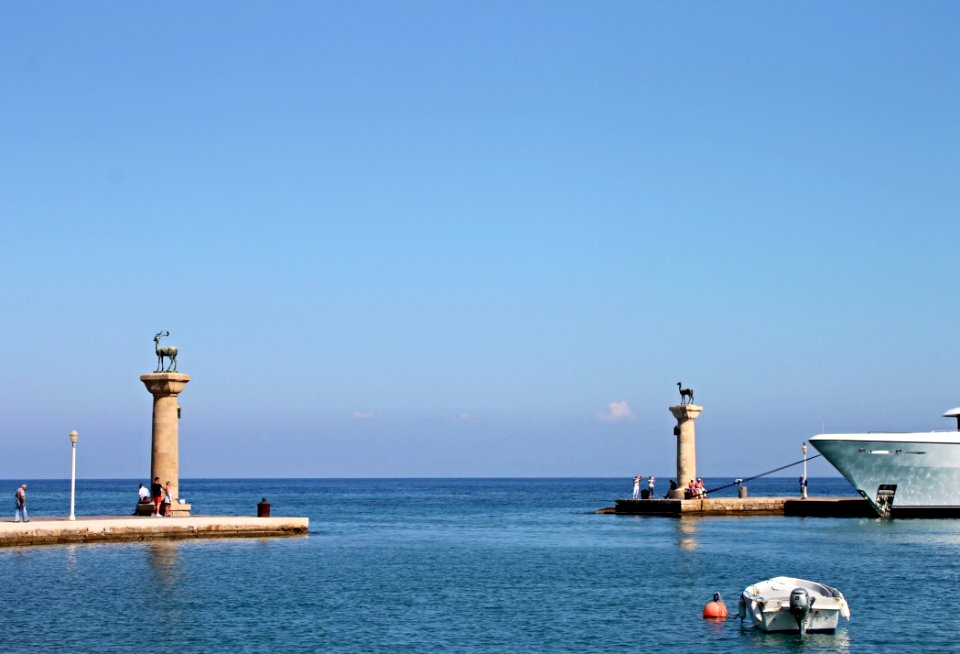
[14,484,28,523]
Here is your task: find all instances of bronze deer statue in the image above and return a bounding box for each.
[154,331,178,372]
[677,382,694,405]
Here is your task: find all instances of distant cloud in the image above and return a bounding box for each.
[596,400,637,423]
[457,412,478,423]
[351,411,374,420]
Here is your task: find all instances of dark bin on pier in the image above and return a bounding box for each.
[257,498,271,517]
[738,486,748,498]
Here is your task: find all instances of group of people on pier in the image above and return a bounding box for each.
[686,478,706,498]
[631,475,656,499]
[10,480,175,521]
[628,476,710,500]
[136,477,172,516]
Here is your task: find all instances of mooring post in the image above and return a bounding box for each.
[668,403,703,498]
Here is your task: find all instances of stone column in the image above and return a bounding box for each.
[140,372,191,516]
[668,404,703,499]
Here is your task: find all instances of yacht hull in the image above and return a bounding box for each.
[810,432,960,517]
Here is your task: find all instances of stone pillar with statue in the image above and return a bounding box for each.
[668,381,703,499]
[140,331,191,516]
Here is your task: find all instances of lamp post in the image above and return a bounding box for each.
[69,430,78,521]
[801,441,808,499]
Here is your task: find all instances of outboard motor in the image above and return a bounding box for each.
[789,587,813,635]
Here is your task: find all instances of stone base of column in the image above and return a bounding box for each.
[167,503,191,517]
[667,489,685,499]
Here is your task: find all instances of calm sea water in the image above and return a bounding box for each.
[2,477,958,653]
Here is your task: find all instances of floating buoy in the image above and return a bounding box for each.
[703,592,728,619]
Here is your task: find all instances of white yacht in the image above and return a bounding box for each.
[809,407,960,518]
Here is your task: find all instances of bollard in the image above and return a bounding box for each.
[738,486,748,499]
[257,498,271,517]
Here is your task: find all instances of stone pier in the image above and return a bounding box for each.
[606,497,875,517]
[0,516,309,547]
[140,372,191,516]
[668,403,702,498]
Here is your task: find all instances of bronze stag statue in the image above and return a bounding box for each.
[677,381,694,405]
[154,331,178,372]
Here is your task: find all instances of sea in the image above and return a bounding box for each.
[2,477,957,653]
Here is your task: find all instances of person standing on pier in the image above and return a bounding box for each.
[14,484,28,523]
[632,476,641,500]
[161,481,172,516]
[665,479,677,498]
[151,476,163,517]
[648,476,655,498]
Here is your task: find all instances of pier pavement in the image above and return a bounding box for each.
[0,515,309,548]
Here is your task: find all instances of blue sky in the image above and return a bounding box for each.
[2,2,959,479]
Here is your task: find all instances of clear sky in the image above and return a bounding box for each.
[2,3,959,480]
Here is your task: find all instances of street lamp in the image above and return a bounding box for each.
[69,430,78,521]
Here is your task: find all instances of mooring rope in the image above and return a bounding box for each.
[706,453,823,495]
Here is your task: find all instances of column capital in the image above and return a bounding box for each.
[669,404,703,421]
[140,372,191,396]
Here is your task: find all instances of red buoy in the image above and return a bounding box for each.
[703,593,728,619]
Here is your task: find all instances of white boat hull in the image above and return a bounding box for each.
[810,432,960,517]
[747,605,842,634]
[740,576,850,635]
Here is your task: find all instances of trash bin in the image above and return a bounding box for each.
[738,486,748,498]
[257,498,271,517]
[640,489,650,500]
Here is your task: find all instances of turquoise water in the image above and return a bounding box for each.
[2,477,958,653]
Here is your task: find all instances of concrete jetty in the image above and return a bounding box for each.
[0,516,309,548]
[602,497,875,517]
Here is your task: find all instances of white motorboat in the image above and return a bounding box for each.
[738,576,850,635]
[810,407,960,517]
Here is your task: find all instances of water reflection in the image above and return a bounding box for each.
[676,517,699,550]
[703,612,726,637]
[64,544,78,572]
[147,541,181,588]
[740,625,852,653]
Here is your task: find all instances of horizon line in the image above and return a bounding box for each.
[0,474,844,482]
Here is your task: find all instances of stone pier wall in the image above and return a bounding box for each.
[0,516,309,548]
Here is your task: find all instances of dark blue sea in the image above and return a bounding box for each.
[2,477,956,653]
